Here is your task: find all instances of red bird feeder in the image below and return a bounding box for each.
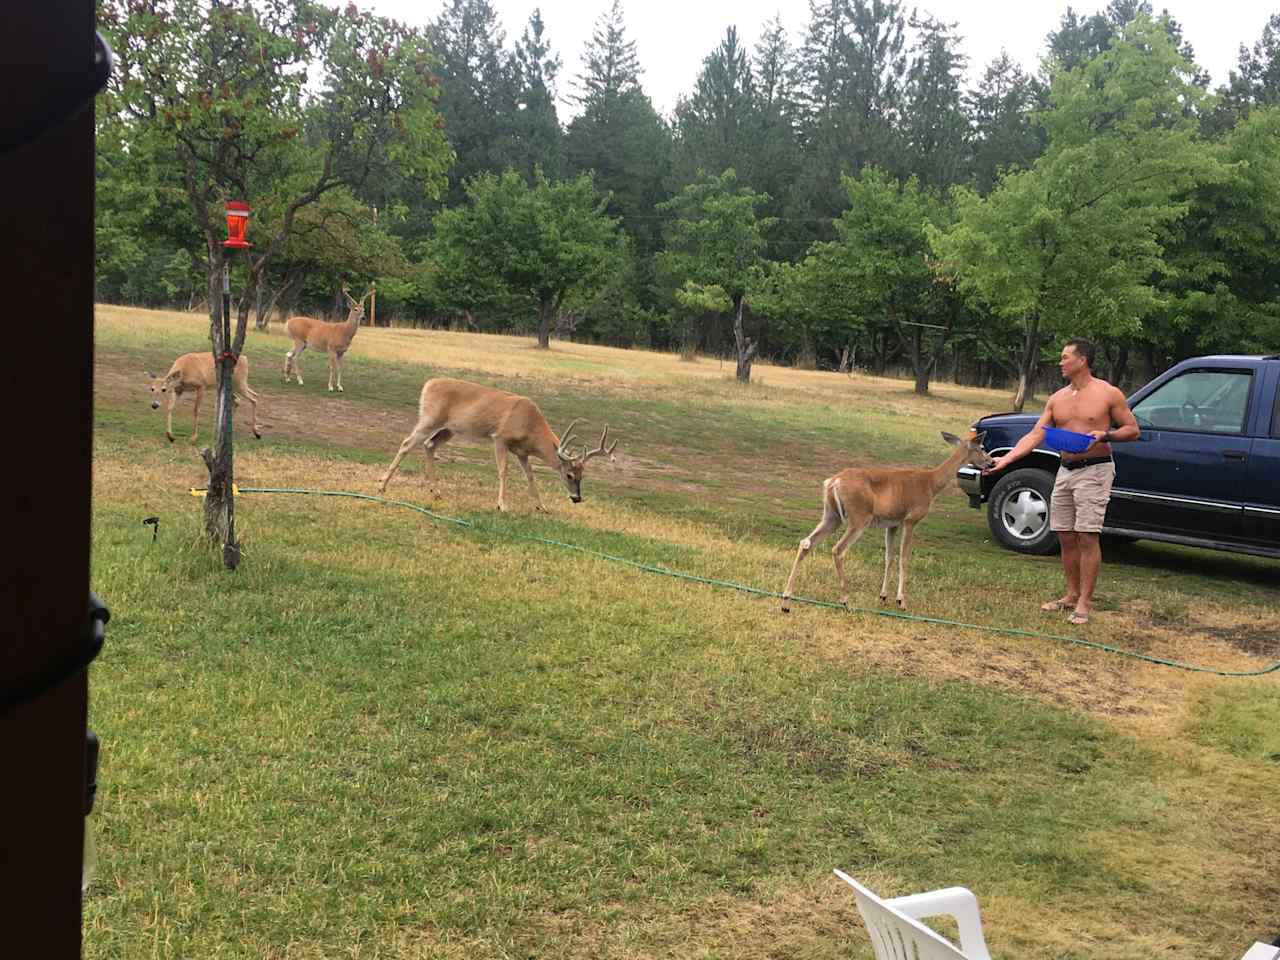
[223,200,251,249]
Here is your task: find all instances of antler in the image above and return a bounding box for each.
[580,425,617,464]
[555,418,582,461]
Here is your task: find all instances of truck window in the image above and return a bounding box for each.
[1131,370,1252,434]
[1273,376,1280,438]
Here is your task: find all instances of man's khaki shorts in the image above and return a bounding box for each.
[1050,460,1116,533]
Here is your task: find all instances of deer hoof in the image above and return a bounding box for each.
[166,433,174,443]
[897,599,906,609]
[878,594,888,605]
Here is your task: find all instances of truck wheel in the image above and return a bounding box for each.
[988,468,1059,555]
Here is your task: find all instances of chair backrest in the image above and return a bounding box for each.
[834,870,971,960]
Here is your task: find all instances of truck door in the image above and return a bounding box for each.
[1241,367,1280,548]
[1109,367,1251,542]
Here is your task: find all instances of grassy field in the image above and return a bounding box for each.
[85,305,1280,959]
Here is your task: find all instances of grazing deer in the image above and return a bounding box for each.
[282,284,371,392]
[146,352,263,443]
[377,377,617,511]
[781,430,993,612]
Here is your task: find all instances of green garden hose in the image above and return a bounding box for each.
[197,486,1280,678]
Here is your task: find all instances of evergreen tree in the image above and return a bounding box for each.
[428,0,520,203]
[511,9,564,179]
[1211,14,1280,131]
[966,53,1046,195]
[791,0,907,219]
[902,12,968,191]
[752,16,804,255]
[671,27,759,188]
[563,1,671,284]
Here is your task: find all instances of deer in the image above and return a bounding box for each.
[376,377,618,512]
[780,430,993,613]
[146,352,263,444]
[282,284,372,392]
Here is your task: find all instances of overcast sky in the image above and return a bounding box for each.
[360,1,1277,118]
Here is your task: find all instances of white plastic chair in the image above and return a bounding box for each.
[833,868,992,960]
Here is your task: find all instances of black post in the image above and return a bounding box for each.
[0,3,96,955]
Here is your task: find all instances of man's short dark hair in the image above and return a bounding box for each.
[1065,337,1095,368]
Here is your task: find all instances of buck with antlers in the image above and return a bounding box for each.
[781,430,993,613]
[146,352,263,443]
[377,377,618,511]
[282,283,372,392]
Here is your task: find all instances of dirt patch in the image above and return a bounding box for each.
[100,360,415,453]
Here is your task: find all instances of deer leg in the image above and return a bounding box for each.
[189,386,203,441]
[517,455,545,511]
[378,423,433,494]
[896,522,917,609]
[237,385,262,439]
[327,351,337,392]
[422,429,451,488]
[781,506,842,613]
[494,439,511,511]
[831,517,873,607]
[334,350,345,393]
[286,342,306,385]
[165,390,178,443]
[879,527,899,604]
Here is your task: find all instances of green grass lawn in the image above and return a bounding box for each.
[84,306,1280,959]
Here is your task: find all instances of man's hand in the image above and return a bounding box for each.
[1086,429,1110,450]
[984,454,1010,474]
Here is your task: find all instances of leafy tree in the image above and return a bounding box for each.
[933,14,1222,410]
[430,169,623,348]
[818,167,954,393]
[1152,106,1280,361]
[658,169,774,382]
[99,0,452,561]
[251,190,408,329]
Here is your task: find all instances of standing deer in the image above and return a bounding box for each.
[146,353,263,443]
[377,377,618,511]
[781,430,993,612]
[282,284,371,392]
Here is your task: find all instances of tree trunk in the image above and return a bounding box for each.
[201,251,241,569]
[536,297,553,348]
[1011,317,1041,412]
[796,329,817,370]
[909,326,932,395]
[732,294,756,383]
[1111,343,1130,391]
[837,345,853,374]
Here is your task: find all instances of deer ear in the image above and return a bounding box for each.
[145,371,156,379]
[941,431,961,446]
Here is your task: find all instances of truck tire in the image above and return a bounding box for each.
[987,468,1059,555]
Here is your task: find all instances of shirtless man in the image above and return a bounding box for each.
[986,338,1140,625]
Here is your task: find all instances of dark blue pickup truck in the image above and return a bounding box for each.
[958,354,1280,559]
